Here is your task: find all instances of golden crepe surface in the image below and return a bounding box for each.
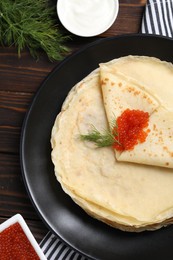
[51,56,173,232]
[100,65,173,168]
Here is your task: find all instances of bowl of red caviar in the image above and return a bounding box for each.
[0,214,46,260]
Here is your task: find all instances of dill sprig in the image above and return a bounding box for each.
[0,0,70,61]
[80,127,115,147]
[80,120,121,148]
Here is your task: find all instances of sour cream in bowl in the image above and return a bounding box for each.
[57,0,119,37]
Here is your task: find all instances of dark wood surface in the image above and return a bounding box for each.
[0,0,147,243]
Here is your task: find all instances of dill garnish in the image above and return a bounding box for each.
[0,0,70,61]
[80,121,121,148]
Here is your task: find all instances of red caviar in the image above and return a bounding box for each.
[0,222,39,260]
[113,109,150,151]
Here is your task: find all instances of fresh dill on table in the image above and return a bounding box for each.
[0,0,69,61]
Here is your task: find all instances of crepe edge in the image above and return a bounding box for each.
[51,55,173,232]
[58,177,173,232]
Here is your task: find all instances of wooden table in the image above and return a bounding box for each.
[0,0,147,243]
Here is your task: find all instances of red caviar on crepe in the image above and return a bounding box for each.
[113,109,150,151]
[100,64,173,168]
[80,108,150,151]
[51,56,173,232]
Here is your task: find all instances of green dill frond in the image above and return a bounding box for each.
[0,0,70,61]
[109,117,117,131]
[109,115,120,143]
[80,127,115,147]
[80,121,121,148]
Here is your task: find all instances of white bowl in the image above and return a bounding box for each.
[57,0,119,37]
[0,214,46,260]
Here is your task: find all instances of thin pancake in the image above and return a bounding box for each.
[119,106,173,168]
[51,56,173,231]
[100,64,173,168]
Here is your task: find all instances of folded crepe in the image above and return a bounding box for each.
[100,65,173,168]
[51,56,173,232]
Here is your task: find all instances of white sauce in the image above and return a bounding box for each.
[57,0,119,37]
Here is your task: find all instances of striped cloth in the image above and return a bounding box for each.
[39,232,88,260]
[39,1,173,259]
[141,0,173,37]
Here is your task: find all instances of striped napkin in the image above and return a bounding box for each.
[39,1,173,259]
[141,0,173,37]
[39,232,87,260]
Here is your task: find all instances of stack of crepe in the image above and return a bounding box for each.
[51,56,173,232]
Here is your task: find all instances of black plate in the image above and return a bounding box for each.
[21,34,173,260]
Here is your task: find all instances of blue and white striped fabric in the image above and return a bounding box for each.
[39,1,173,259]
[141,0,173,37]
